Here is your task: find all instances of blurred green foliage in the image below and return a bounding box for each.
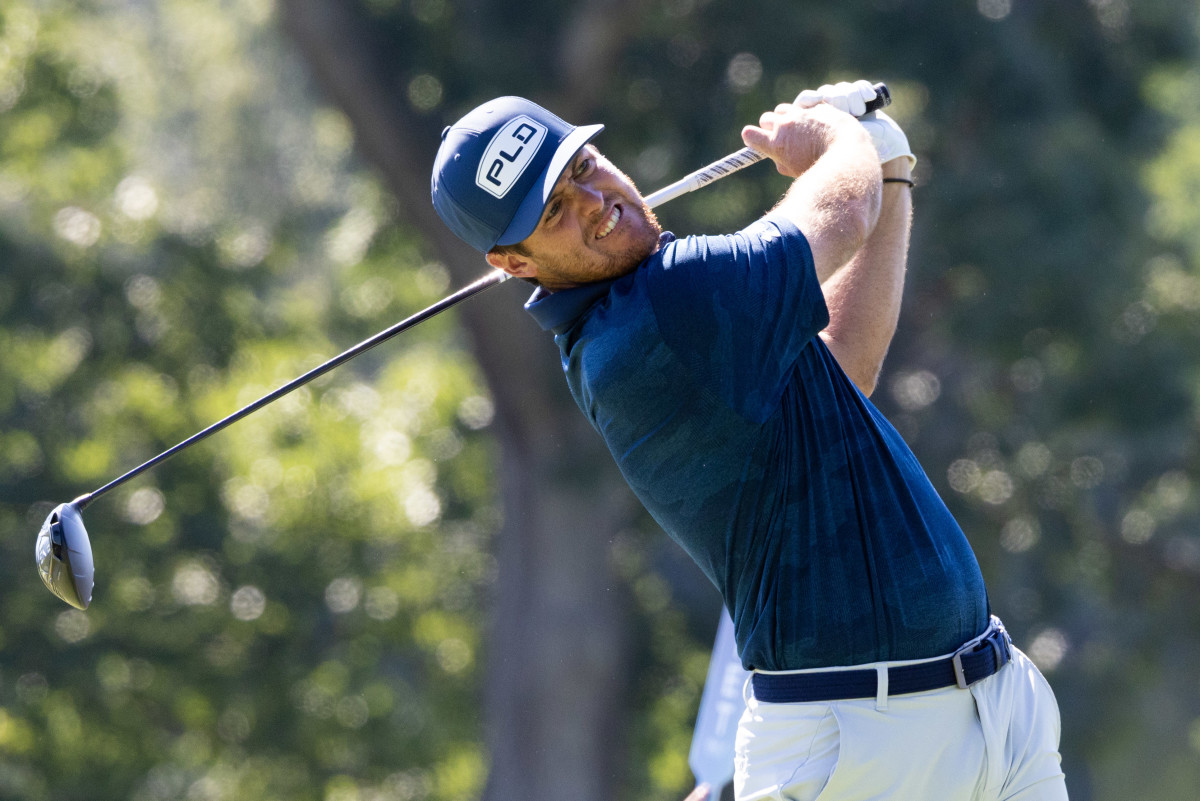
[2,1,1200,800]
[0,2,495,799]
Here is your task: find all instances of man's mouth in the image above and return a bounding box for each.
[596,205,622,240]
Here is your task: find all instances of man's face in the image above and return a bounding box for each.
[488,145,663,291]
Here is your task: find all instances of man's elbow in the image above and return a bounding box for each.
[856,370,880,398]
[849,182,882,248]
[848,362,880,398]
[821,334,883,397]
[833,190,880,260]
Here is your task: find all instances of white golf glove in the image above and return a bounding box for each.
[795,79,917,168]
[795,79,879,116]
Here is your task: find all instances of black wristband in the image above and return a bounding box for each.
[883,177,915,187]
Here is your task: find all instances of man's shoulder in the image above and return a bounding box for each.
[649,216,810,286]
[659,215,806,259]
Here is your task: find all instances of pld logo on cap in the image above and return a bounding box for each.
[431,96,604,253]
[476,116,546,199]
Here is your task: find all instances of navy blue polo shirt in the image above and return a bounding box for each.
[526,216,988,670]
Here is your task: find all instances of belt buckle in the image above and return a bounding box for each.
[952,620,1011,690]
[951,646,973,690]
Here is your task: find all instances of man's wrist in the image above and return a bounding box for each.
[881,157,912,180]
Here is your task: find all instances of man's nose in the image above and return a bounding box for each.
[567,181,604,215]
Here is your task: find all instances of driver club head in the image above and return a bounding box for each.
[35,501,95,610]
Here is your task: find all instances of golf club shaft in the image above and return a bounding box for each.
[76,82,892,509]
[76,270,507,510]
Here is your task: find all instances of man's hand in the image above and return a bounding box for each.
[741,102,872,179]
[681,783,712,801]
[795,79,880,116]
[860,111,916,168]
[796,80,916,168]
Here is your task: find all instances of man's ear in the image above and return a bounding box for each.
[485,249,538,279]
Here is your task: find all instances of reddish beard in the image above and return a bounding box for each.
[536,199,663,286]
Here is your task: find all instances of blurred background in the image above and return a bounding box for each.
[1,1,1199,799]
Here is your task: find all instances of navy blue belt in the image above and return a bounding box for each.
[752,619,1013,703]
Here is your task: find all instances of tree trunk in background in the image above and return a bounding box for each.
[278,2,637,799]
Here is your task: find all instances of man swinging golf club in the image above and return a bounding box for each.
[431,81,1067,800]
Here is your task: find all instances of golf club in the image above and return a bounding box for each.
[36,83,891,610]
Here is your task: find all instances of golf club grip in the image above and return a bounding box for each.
[643,81,891,208]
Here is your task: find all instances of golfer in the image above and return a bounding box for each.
[430,81,1067,800]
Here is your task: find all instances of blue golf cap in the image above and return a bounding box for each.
[431,97,604,253]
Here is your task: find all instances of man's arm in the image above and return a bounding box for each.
[783,82,916,397]
[818,156,913,396]
[741,103,882,283]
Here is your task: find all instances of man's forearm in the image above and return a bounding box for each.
[818,157,913,396]
[779,133,883,284]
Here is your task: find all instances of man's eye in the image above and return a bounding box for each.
[574,157,592,177]
[545,200,561,220]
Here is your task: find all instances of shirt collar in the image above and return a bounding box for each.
[524,232,677,334]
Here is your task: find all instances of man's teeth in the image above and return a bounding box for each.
[596,206,621,239]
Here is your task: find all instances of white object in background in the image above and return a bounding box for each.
[688,608,751,799]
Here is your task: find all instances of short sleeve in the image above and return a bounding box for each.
[644,216,829,422]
